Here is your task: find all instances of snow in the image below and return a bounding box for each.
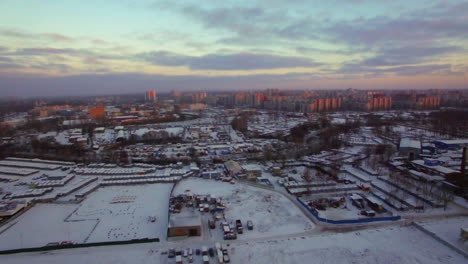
[0,184,173,250]
[228,226,466,264]
[0,204,94,250]
[418,217,468,252]
[0,226,466,264]
[173,178,315,239]
[68,184,173,243]
[400,138,421,149]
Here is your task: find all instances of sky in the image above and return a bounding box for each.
[0,0,467,97]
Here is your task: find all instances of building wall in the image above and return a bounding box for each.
[168,226,201,237]
[145,90,157,102]
[366,96,392,111]
[89,104,105,119]
[308,98,341,112]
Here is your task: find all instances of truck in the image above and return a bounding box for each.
[217,249,224,263]
[235,219,243,234]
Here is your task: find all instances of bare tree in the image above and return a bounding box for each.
[303,167,313,196]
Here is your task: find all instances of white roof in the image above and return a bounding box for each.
[400,138,421,149]
[435,139,468,145]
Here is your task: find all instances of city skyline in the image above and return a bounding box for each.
[1,0,467,97]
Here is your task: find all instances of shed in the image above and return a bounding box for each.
[224,160,243,176]
[399,138,421,160]
[167,210,202,237]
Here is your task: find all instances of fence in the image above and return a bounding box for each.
[238,179,274,190]
[0,237,160,255]
[296,198,401,225]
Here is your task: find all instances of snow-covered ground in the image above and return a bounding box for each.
[1,225,466,264]
[173,178,315,239]
[0,184,173,250]
[418,217,468,253]
[228,226,466,264]
[0,204,94,250]
[68,184,173,243]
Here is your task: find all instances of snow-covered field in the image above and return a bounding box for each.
[1,225,466,264]
[228,226,466,264]
[173,178,315,239]
[0,204,94,250]
[68,184,173,243]
[418,217,468,252]
[0,184,173,250]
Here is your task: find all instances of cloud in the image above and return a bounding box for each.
[156,3,291,43]
[360,46,463,67]
[1,69,466,98]
[336,62,459,77]
[155,0,468,53]
[138,51,323,70]
[0,72,318,97]
[0,63,24,69]
[8,47,128,61]
[42,33,74,42]
[0,28,75,42]
[324,17,468,46]
[0,57,14,63]
[31,63,72,73]
[0,28,32,38]
[83,56,103,64]
[386,64,457,76]
[91,39,111,45]
[13,48,81,56]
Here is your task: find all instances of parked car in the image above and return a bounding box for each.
[168,248,175,258]
[236,219,243,234]
[247,220,254,230]
[208,219,216,229]
[208,247,215,257]
[202,246,208,255]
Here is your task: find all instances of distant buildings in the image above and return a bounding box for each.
[309,98,341,112]
[89,104,105,119]
[191,92,207,103]
[145,90,157,102]
[416,95,440,109]
[393,93,440,109]
[366,94,392,111]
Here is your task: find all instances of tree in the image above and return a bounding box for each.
[303,167,313,196]
[231,115,248,133]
